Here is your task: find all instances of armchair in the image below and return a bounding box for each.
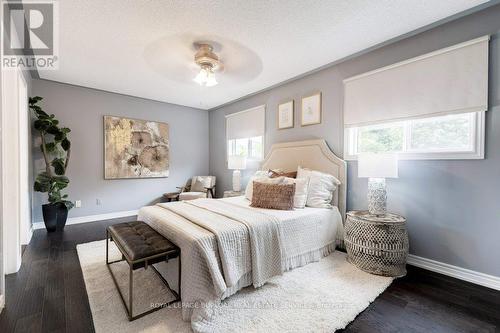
[178,176,216,201]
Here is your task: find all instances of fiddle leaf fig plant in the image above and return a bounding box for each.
[30,96,74,209]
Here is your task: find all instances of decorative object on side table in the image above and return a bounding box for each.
[278,100,294,129]
[30,96,74,232]
[228,155,247,192]
[345,210,408,277]
[358,153,398,216]
[223,190,243,198]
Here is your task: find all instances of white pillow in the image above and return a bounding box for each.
[282,177,309,209]
[297,166,341,208]
[244,171,280,200]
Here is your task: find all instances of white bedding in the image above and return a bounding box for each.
[222,196,343,255]
[137,196,343,332]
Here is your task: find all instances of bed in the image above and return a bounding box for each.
[137,139,347,331]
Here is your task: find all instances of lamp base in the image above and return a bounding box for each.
[368,178,387,216]
[232,170,241,192]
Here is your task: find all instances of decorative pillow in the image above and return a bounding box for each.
[250,182,296,210]
[191,176,212,193]
[269,169,297,179]
[244,171,280,200]
[282,177,309,208]
[297,166,341,209]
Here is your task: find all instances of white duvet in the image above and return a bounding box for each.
[137,196,343,332]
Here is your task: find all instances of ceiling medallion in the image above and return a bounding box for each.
[193,43,220,87]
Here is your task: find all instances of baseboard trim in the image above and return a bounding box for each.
[25,226,34,245]
[0,294,5,314]
[407,254,500,291]
[32,209,139,230]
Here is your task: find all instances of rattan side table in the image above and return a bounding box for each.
[345,210,408,277]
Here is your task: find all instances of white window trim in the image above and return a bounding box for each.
[344,111,485,161]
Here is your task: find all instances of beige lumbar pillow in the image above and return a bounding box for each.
[297,166,341,209]
[282,177,309,209]
[250,182,296,210]
[245,171,282,200]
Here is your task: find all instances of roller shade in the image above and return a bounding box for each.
[343,36,489,128]
[226,105,265,140]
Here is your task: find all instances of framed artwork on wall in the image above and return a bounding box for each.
[278,100,294,129]
[301,92,322,126]
[104,115,169,179]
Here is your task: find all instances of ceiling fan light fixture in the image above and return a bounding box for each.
[205,71,218,87]
[193,44,220,87]
[193,66,209,85]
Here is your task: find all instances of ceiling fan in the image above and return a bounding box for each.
[193,43,221,87]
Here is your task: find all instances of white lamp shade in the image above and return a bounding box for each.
[358,153,398,178]
[228,155,247,170]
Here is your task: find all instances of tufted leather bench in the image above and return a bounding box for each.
[106,221,181,321]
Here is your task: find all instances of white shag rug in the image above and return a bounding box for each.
[77,240,393,333]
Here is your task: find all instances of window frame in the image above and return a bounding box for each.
[344,111,485,161]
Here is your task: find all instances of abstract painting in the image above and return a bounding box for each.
[104,116,169,179]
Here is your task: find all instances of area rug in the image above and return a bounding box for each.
[77,240,393,333]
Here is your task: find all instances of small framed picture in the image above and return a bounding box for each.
[278,100,294,129]
[301,92,322,126]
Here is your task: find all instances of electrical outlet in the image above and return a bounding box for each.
[96,198,101,206]
[75,200,81,208]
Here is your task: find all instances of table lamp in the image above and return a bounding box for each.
[228,155,247,192]
[358,153,398,216]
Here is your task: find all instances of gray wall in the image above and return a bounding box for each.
[31,80,209,221]
[209,6,500,277]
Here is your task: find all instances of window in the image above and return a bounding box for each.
[226,105,265,161]
[345,112,484,160]
[227,136,263,160]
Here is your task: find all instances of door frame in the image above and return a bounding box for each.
[1,66,30,275]
[18,70,31,246]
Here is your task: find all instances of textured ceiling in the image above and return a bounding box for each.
[38,0,488,110]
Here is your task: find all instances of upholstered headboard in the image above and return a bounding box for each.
[261,139,347,220]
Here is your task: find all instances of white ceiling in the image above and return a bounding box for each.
[38,0,488,110]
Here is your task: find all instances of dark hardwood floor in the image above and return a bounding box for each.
[1,219,499,333]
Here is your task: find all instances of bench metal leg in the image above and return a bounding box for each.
[129,265,133,320]
[178,255,182,298]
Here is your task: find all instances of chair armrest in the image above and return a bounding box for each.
[176,186,187,192]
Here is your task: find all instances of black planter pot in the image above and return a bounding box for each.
[42,203,68,232]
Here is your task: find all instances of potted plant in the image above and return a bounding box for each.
[30,96,74,232]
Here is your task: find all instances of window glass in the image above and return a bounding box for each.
[409,113,472,151]
[358,123,404,153]
[249,136,263,159]
[227,136,263,160]
[346,112,482,159]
